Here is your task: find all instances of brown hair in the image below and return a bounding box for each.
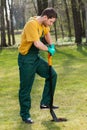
[41,7,57,19]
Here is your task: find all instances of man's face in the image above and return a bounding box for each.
[43,16,56,27]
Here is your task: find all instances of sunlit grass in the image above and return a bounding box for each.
[0,45,87,130]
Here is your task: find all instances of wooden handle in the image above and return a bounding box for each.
[48,53,52,66]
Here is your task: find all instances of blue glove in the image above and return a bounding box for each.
[48,45,55,56]
[50,44,55,49]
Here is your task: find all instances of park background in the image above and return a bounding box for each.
[0,0,87,130]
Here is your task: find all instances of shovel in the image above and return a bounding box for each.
[48,53,67,122]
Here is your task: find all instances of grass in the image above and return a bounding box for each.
[0,45,87,130]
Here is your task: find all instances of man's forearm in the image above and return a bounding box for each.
[34,40,48,51]
[45,32,52,45]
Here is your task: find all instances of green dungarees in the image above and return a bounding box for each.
[18,44,57,120]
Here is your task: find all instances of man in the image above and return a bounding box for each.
[18,7,58,124]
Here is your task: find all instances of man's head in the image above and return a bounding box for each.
[41,8,57,27]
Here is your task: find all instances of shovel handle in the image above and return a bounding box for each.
[48,53,52,66]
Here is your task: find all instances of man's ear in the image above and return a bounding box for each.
[43,15,48,20]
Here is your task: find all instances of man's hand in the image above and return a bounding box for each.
[50,44,55,49]
[48,44,55,55]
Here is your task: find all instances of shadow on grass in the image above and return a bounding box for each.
[55,45,87,81]
[55,47,75,59]
[42,120,61,130]
[76,45,87,56]
[55,45,87,73]
[56,45,87,59]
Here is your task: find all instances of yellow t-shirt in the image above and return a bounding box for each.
[18,17,50,55]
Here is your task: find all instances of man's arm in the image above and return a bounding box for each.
[44,32,53,45]
[34,40,55,56]
[33,32,55,55]
[34,40,48,51]
[33,30,53,50]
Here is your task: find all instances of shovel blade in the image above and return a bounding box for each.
[50,109,67,122]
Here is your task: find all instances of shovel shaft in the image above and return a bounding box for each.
[48,53,59,121]
[47,53,67,122]
[48,53,53,107]
[48,53,52,66]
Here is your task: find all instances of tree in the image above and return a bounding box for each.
[78,0,85,37]
[0,0,15,47]
[58,15,64,39]
[4,0,11,46]
[51,0,58,41]
[63,0,72,40]
[85,3,87,42]
[32,0,38,14]
[37,0,48,15]
[13,5,25,29]
[71,0,82,45]
[8,0,15,45]
[1,0,7,47]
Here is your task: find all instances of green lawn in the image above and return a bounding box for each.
[0,45,87,130]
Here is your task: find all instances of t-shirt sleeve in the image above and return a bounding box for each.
[24,21,39,42]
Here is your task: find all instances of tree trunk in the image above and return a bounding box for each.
[71,0,82,45]
[43,0,48,10]
[85,4,87,42]
[32,0,38,14]
[22,6,26,28]
[4,0,11,46]
[51,0,58,41]
[8,0,15,45]
[64,0,72,39]
[78,0,85,37]
[37,0,48,15]
[1,0,7,47]
[81,3,85,37]
[58,15,64,39]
